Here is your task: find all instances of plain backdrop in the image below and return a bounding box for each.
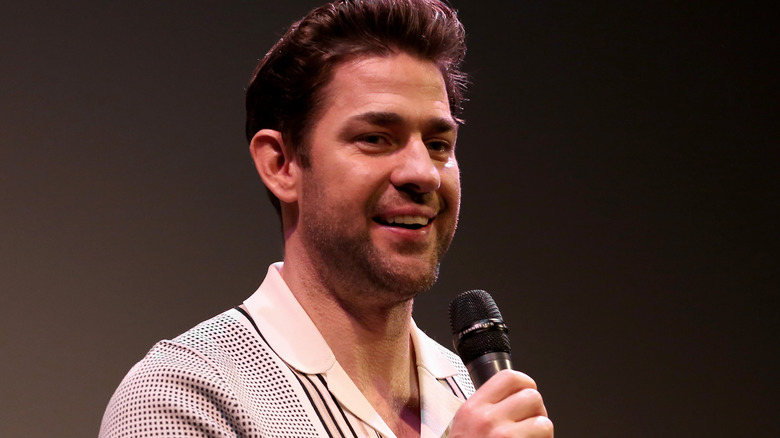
[1,1,776,436]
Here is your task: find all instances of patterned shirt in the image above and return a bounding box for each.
[100,263,475,437]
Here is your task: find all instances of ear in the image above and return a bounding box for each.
[249,129,300,204]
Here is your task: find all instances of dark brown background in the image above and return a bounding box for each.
[1,1,776,436]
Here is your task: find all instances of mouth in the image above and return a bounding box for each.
[374,215,433,230]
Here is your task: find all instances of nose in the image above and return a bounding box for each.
[390,138,441,194]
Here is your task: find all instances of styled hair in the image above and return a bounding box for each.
[245,0,468,216]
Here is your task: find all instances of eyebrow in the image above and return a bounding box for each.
[346,111,459,134]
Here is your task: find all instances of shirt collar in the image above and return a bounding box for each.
[411,321,465,438]
[243,262,336,374]
[410,320,458,379]
[243,262,465,437]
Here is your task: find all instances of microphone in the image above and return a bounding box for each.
[449,289,512,389]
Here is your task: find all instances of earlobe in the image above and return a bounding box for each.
[249,129,299,204]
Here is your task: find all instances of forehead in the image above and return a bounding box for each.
[317,52,453,123]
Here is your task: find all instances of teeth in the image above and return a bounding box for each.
[385,215,430,226]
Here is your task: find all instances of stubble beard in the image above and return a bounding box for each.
[300,183,456,305]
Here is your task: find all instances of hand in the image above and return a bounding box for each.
[449,369,553,437]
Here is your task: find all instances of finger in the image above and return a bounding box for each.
[492,387,548,422]
[469,369,538,404]
[498,415,554,438]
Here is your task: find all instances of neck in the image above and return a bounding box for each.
[281,253,415,380]
[280,248,421,436]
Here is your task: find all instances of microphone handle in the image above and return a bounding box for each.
[466,351,513,389]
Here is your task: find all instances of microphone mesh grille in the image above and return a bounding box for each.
[448,290,511,363]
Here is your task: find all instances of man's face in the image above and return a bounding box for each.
[297,52,461,302]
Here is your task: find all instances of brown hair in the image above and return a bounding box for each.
[245,0,468,216]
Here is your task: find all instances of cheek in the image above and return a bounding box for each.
[440,170,461,214]
[319,164,386,209]
[442,163,461,194]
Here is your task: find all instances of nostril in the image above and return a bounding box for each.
[395,184,436,201]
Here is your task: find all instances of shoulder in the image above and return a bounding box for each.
[100,307,336,437]
[107,309,275,395]
[99,309,273,437]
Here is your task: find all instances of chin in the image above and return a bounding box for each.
[371,258,441,299]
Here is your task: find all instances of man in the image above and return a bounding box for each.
[100,1,552,437]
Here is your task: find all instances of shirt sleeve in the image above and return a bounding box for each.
[99,340,247,438]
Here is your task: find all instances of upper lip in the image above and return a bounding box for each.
[374,207,438,226]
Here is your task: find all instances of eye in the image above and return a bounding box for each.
[361,134,387,145]
[356,133,394,152]
[426,139,454,154]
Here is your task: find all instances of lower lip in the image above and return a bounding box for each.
[374,221,433,240]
